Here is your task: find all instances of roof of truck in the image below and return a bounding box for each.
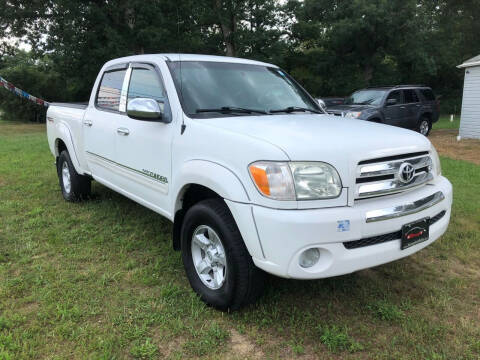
[103,53,277,69]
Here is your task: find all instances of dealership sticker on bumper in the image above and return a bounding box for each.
[337,220,350,232]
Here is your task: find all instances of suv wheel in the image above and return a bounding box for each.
[57,150,91,201]
[417,117,431,136]
[181,199,265,311]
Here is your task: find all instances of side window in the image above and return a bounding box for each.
[420,89,435,101]
[128,68,165,103]
[96,69,127,111]
[404,89,419,103]
[387,90,402,104]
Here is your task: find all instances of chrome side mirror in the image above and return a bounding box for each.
[127,98,163,121]
[316,99,327,111]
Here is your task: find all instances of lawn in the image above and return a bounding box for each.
[433,114,461,130]
[0,121,479,359]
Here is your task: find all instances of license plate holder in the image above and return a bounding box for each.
[401,217,430,250]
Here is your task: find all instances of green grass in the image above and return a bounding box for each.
[0,122,479,359]
[433,114,460,130]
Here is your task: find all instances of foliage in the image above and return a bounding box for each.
[1,0,479,120]
[0,52,63,122]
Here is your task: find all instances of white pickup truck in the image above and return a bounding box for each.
[47,54,452,310]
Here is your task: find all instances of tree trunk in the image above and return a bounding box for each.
[215,0,236,56]
[364,64,373,85]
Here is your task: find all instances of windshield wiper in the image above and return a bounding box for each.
[269,106,322,114]
[196,106,268,115]
[358,99,375,105]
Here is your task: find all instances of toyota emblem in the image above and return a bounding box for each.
[398,162,414,183]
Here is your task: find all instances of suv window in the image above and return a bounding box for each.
[403,89,419,103]
[96,69,127,111]
[386,90,403,104]
[420,88,435,101]
[128,67,166,102]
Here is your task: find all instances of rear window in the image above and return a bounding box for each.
[420,89,435,101]
[96,69,127,111]
[403,89,419,103]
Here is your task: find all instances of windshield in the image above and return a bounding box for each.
[345,90,386,106]
[167,61,320,117]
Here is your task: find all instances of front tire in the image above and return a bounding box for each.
[417,117,432,136]
[181,199,265,311]
[57,150,91,201]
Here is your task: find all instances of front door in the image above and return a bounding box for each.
[84,65,128,185]
[383,90,408,127]
[114,63,173,217]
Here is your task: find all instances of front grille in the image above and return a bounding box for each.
[343,231,402,249]
[355,152,433,199]
[343,210,446,249]
[430,210,446,225]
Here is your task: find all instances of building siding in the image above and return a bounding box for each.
[460,66,480,139]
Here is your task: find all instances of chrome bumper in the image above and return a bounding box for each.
[365,191,445,223]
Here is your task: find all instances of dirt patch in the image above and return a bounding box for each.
[18,302,40,315]
[429,130,480,165]
[229,329,265,359]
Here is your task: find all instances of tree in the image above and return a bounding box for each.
[0,51,64,122]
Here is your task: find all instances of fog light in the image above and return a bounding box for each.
[299,248,320,268]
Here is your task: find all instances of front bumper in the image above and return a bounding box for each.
[226,176,452,279]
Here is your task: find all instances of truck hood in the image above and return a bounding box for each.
[197,114,432,180]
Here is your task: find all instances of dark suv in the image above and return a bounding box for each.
[326,85,439,136]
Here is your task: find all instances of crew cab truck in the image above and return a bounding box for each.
[47,54,452,311]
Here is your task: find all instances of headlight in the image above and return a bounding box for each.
[345,111,362,118]
[430,146,441,176]
[249,161,342,200]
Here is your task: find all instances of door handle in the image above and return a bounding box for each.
[117,127,130,136]
[400,106,406,109]
[83,119,93,127]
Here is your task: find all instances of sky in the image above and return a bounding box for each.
[3,36,33,51]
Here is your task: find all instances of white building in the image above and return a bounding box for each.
[457,55,480,139]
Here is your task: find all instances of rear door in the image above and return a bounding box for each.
[419,88,439,122]
[114,62,173,216]
[383,90,408,127]
[403,89,422,129]
[84,64,128,184]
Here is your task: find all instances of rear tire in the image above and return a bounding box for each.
[181,199,265,311]
[57,150,91,201]
[417,117,431,136]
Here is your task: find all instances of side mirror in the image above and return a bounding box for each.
[316,99,327,111]
[127,98,163,121]
[386,98,397,106]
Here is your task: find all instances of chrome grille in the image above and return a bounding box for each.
[355,152,433,199]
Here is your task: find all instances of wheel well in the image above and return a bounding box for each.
[172,184,223,251]
[56,139,67,157]
[370,118,382,123]
[421,112,432,121]
[55,139,68,174]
